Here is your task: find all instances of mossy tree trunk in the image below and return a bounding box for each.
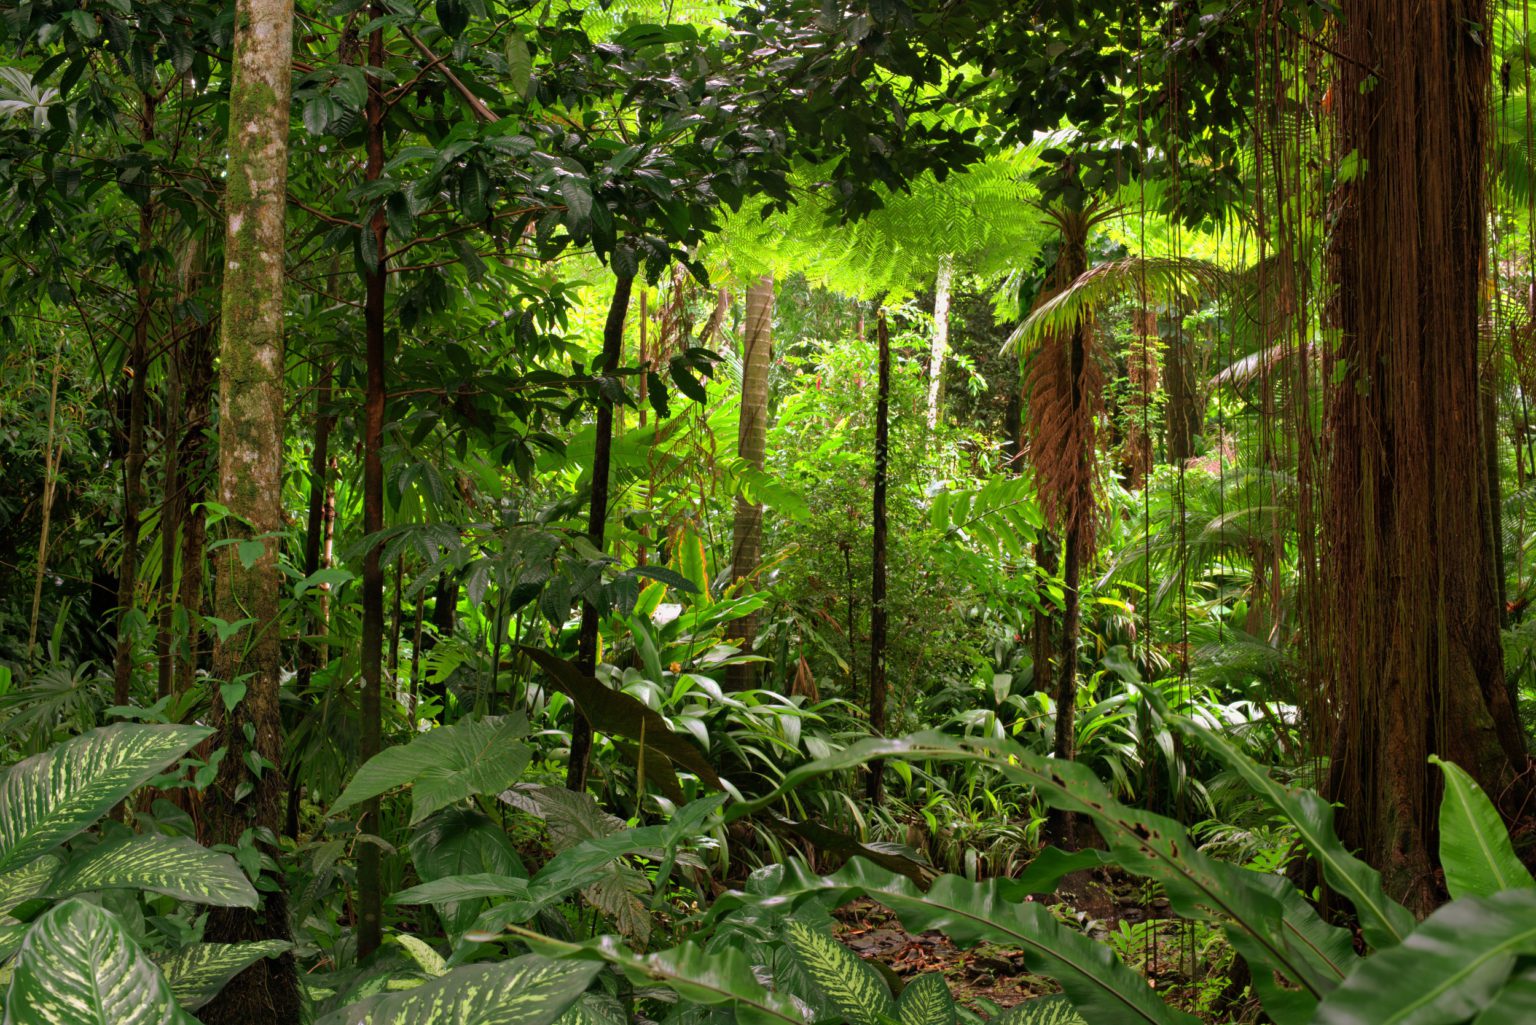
[728,274,773,690]
[197,0,301,1019]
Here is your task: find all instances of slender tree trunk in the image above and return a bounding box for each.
[867,308,890,803]
[197,0,300,1017]
[113,118,155,704]
[356,10,388,959]
[728,274,773,690]
[298,362,336,691]
[926,254,953,431]
[27,344,63,663]
[156,346,181,700]
[174,324,215,696]
[565,271,635,792]
[1325,0,1529,911]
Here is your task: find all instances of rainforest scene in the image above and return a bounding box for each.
[3,1,1536,1023]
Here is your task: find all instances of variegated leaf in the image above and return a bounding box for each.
[553,992,626,1025]
[52,834,256,907]
[156,940,291,1010]
[0,724,211,873]
[3,898,195,1025]
[0,856,59,914]
[896,974,956,1025]
[394,934,448,977]
[992,996,1086,1025]
[316,954,600,1025]
[783,919,894,1025]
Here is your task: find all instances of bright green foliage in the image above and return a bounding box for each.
[331,715,531,825]
[1430,755,1535,900]
[49,834,256,907]
[156,941,293,1011]
[3,898,194,1025]
[315,956,600,1025]
[0,724,211,873]
[991,997,1086,1025]
[895,973,957,1025]
[782,917,897,1025]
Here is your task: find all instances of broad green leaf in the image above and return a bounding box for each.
[51,834,256,907]
[4,898,195,1025]
[0,855,60,914]
[391,873,531,906]
[896,973,957,1025]
[0,724,212,873]
[783,918,894,1025]
[156,941,291,1011]
[316,954,599,1025]
[993,996,1086,1024]
[1474,965,1536,1024]
[331,715,530,825]
[1176,717,1413,949]
[408,807,527,940]
[517,931,806,1025]
[1430,755,1534,899]
[1313,890,1536,1025]
[717,857,1197,1025]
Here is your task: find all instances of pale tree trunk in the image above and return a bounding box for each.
[926,254,953,431]
[197,0,300,1019]
[728,274,773,690]
[27,343,63,662]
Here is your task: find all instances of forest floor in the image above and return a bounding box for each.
[831,868,1239,1021]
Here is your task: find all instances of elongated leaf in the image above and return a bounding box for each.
[5,898,195,1025]
[156,941,291,1011]
[521,648,722,786]
[391,872,531,906]
[896,973,956,1025]
[993,997,1086,1025]
[717,857,1196,1025]
[784,918,894,1025]
[51,834,256,907]
[394,934,448,977]
[0,724,211,873]
[316,955,600,1025]
[331,715,530,825]
[1176,717,1413,949]
[0,855,60,914]
[1313,890,1536,1025]
[1430,755,1534,900]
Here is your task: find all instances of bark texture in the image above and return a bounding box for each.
[1324,0,1529,910]
[728,274,774,690]
[197,0,300,1019]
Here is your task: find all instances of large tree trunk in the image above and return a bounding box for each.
[356,10,388,959]
[1325,0,1529,911]
[565,272,635,792]
[926,255,953,431]
[727,274,773,690]
[197,0,300,1018]
[867,308,890,803]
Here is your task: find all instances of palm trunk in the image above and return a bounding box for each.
[728,275,773,690]
[565,271,636,792]
[867,308,890,803]
[197,0,300,1016]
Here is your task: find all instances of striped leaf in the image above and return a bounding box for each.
[896,973,956,1025]
[316,955,600,1025]
[4,897,195,1025]
[156,941,291,1011]
[993,996,1086,1025]
[51,834,256,907]
[0,855,60,914]
[783,918,894,1025]
[0,724,211,874]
